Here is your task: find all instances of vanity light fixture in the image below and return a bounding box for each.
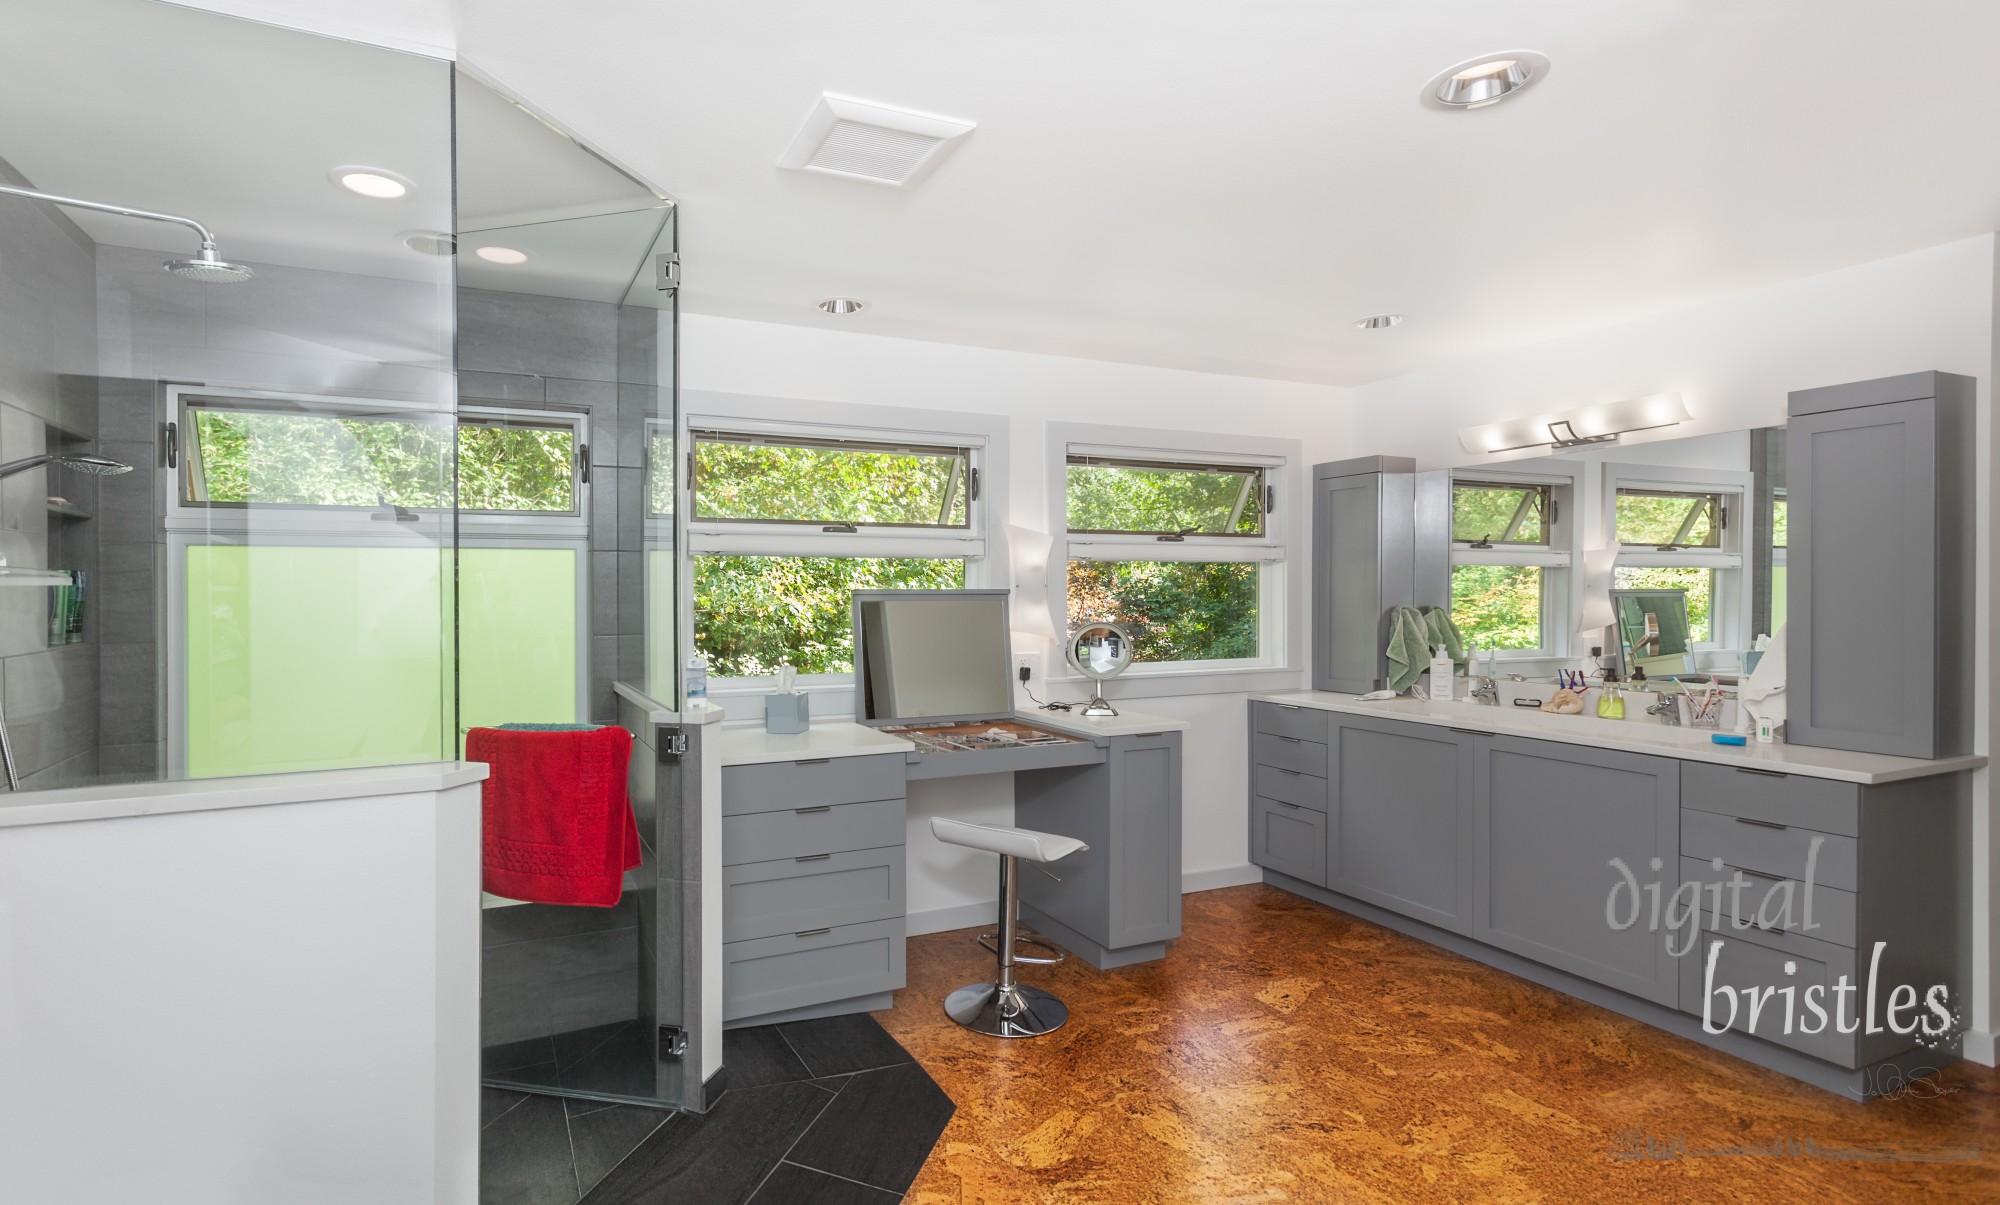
[1457,391,1692,455]
[331,167,415,199]
[1423,51,1550,110]
[1355,314,1405,330]
[474,246,528,265]
[817,297,866,315]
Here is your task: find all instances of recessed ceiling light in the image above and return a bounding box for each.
[817,297,866,315]
[474,246,529,265]
[1355,314,1405,330]
[399,230,455,257]
[331,166,415,199]
[1423,50,1549,109]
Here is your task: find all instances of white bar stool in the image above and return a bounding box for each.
[929,816,1088,1038]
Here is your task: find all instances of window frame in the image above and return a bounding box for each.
[1601,464,1753,654]
[689,427,976,533]
[1048,424,1300,689]
[1449,469,1575,660]
[681,397,1005,697]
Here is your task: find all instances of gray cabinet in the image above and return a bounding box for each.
[1325,714,1474,935]
[1018,731,1184,960]
[1472,735,1681,1006]
[1248,702,1331,886]
[1787,370,1974,759]
[1311,457,1416,693]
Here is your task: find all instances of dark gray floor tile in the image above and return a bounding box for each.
[558,1023,659,1099]
[775,1015,915,1078]
[749,1163,900,1204]
[480,1093,580,1205]
[785,1063,954,1193]
[485,1036,557,1074]
[483,1086,532,1130]
[565,1096,617,1120]
[806,1076,851,1095]
[722,1025,812,1090]
[580,1081,830,1205]
[554,1020,635,1070]
[568,1104,677,1196]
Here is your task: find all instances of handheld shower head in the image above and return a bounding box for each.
[0,185,253,284]
[0,453,135,482]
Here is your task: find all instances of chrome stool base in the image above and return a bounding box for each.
[944,981,1069,1038]
[976,930,1066,966]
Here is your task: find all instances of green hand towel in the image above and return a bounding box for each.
[1385,605,1430,693]
[1421,606,1466,664]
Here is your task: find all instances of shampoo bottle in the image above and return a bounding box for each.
[1429,645,1453,702]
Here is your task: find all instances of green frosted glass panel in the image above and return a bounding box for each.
[459,547,578,731]
[648,547,677,704]
[185,545,447,779]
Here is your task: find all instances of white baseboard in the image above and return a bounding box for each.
[1963,1028,1996,1067]
[1182,864,1263,893]
[906,865,1264,936]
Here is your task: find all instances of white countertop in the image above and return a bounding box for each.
[720,722,916,767]
[718,706,1188,767]
[615,680,726,727]
[1250,691,1985,785]
[0,761,490,830]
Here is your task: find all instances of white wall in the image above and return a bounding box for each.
[1350,233,2000,1063]
[682,314,1352,925]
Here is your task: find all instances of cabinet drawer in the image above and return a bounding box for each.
[1680,926,1857,1066]
[1254,732,1328,778]
[1678,856,1857,949]
[1681,762,1859,837]
[723,847,906,943]
[721,753,907,816]
[1253,701,1330,743]
[1254,763,1328,812]
[723,796,906,866]
[1251,795,1326,886]
[1681,807,1856,892]
[724,917,905,1024]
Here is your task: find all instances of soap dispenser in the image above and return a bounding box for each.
[1429,644,1453,702]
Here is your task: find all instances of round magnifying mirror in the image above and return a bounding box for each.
[1065,621,1133,716]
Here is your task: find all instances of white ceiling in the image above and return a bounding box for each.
[86,3,2000,382]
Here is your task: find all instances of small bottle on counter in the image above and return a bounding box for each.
[1429,645,1453,702]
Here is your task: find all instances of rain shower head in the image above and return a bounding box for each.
[0,453,135,482]
[164,243,255,284]
[0,184,253,284]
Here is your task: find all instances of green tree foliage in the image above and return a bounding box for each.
[1450,483,1545,544]
[1065,463,1261,534]
[1450,565,1543,651]
[1615,491,1718,546]
[695,439,967,526]
[1067,560,1258,662]
[694,555,964,676]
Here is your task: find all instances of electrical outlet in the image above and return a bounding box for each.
[1014,652,1041,684]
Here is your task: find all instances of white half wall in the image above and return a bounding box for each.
[683,314,1351,921]
[1350,233,2000,1062]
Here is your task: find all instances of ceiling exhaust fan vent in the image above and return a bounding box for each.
[779,94,975,188]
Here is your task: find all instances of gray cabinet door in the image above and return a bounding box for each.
[1314,473,1385,693]
[1325,715,1473,935]
[1472,736,1681,1006]
[1789,399,1938,758]
[1017,731,1182,951]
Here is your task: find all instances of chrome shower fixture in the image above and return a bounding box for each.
[0,184,254,283]
[0,453,134,481]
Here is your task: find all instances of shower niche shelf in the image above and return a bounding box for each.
[46,502,93,521]
[0,567,74,587]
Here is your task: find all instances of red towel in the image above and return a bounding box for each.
[468,725,640,907]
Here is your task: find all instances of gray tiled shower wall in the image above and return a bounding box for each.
[0,156,103,789]
[456,287,666,724]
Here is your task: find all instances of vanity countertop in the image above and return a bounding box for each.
[719,706,1189,767]
[1016,706,1191,739]
[0,761,489,830]
[1249,690,1986,785]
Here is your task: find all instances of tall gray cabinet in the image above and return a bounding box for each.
[1311,457,1417,693]
[1786,371,1975,759]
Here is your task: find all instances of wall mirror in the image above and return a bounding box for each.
[1443,423,1786,677]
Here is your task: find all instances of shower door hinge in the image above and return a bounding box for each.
[656,253,680,293]
[660,730,689,759]
[164,422,178,469]
[657,1024,688,1060]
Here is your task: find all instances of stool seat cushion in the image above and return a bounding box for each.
[930,816,1087,864]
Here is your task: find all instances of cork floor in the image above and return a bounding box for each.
[883,884,2000,1204]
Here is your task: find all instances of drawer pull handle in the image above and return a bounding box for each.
[1277,704,1302,710]
[797,758,833,765]
[1735,767,1788,779]
[1271,767,1302,776]
[1734,817,1787,830]
[1274,735,1302,744]
[796,805,832,815]
[796,853,831,862]
[1448,727,1485,736]
[794,928,831,938]
[1277,801,1303,810]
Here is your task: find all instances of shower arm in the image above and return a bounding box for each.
[0,184,218,249]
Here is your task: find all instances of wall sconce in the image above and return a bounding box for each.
[1458,392,1692,456]
[1005,524,1059,646]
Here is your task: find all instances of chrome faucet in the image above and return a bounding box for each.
[1645,694,1680,725]
[1469,675,1499,705]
